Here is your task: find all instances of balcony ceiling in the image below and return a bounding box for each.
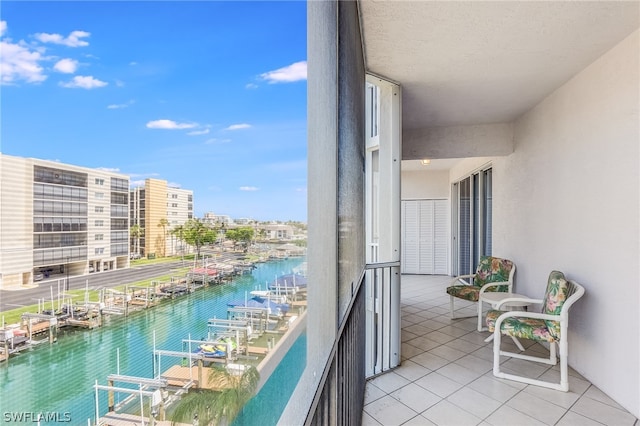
[359,1,639,131]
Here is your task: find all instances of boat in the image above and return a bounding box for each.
[249,290,287,304]
[195,337,236,358]
[268,273,307,290]
[227,296,290,316]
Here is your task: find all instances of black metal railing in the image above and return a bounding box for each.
[306,271,367,425]
[305,261,399,425]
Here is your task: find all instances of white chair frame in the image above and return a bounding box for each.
[448,263,516,331]
[492,280,585,392]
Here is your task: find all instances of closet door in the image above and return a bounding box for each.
[402,199,448,274]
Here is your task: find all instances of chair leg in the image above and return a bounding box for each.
[509,335,525,352]
[558,340,568,392]
[450,295,455,318]
[477,299,484,331]
[449,295,477,320]
[493,335,569,391]
[493,329,502,376]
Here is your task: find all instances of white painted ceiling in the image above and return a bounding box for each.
[359,1,640,131]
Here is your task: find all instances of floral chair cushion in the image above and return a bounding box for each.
[446,285,481,302]
[446,256,514,301]
[542,270,570,339]
[474,256,514,291]
[486,310,556,343]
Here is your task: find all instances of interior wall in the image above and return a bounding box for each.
[489,30,639,416]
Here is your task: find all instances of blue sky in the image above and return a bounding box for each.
[0,1,307,222]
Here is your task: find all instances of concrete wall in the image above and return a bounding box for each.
[454,30,639,416]
[0,155,33,288]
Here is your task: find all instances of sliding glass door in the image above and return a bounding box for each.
[452,167,492,277]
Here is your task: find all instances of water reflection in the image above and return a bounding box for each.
[0,258,304,422]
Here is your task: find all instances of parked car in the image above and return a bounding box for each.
[34,272,44,281]
[130,253,141,260]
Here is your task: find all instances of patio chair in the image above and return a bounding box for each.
[446,256,515,330]
[486,270,585,391]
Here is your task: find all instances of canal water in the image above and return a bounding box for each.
[0,257,305,424]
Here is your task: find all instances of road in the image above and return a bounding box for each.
[0,251,244,313]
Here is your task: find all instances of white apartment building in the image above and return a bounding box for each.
[0,154,130,289]
[202,212,233,226]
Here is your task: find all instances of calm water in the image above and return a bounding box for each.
[0,258,305,424]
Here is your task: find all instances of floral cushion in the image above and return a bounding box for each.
[473,256,514,292]
[446,285,480,301]
[542,271,569,339]
[486,310,556,343]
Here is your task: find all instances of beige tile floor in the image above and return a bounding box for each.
[363,275,639,426]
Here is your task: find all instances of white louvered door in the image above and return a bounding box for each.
[402,199,448,274]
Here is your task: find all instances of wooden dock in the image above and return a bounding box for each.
[161,365,200,388]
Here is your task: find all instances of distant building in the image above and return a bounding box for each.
[202,212,233,226]
[259,223,295,240]
[233,217,255,225]
[129,179,193,257]
[0,153,130,289]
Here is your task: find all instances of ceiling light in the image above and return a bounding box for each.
[420,159,431,165]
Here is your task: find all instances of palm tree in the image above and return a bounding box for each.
[158,218,170,257]
[130,224,143,257]
[171,365,260,425]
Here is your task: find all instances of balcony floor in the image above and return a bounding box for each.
[363,275,638,426]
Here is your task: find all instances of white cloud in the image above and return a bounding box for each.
[130,179,146,187]
[146,119,197,130]
[224,123,251,131]
[0,21,7,37]
[245,83,258,89]
[53,58,78,74]
[0,38,47,84]
[59,75,107,89]
[239,186,259,191]
[129,61,138,66]
[107,100,135,109]
[187,128,210,136]
[260,61,307,83]
[115,80,125,87]
[35,30,90,47]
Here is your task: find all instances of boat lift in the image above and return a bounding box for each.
[207,318,254,356]
[93,376,165,426]
[226,306,270,334]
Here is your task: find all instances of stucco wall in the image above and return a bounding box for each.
[489,30,639,416]
[401,169,450,199]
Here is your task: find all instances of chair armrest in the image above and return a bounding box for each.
[494,297,543,310]
[449,274,476,286]
[494,310,559,328]
[478,281,512,294]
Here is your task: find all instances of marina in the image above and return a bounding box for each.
[0,257,306,424]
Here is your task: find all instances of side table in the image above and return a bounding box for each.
[479,292,534,351]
